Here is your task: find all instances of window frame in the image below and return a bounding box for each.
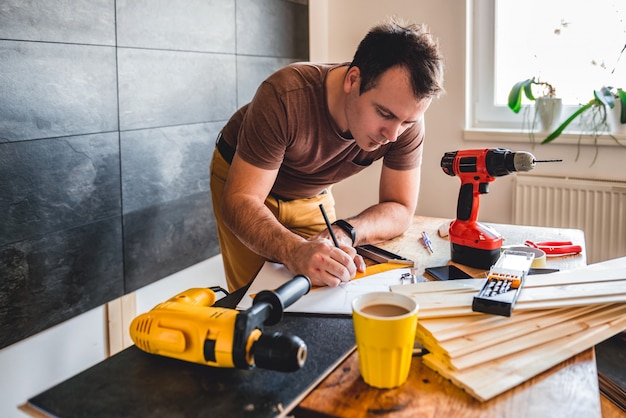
[465,0,625,144]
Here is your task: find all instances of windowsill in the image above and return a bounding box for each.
[464,128,626,147]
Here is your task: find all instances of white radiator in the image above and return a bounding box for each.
[513,175,626,264]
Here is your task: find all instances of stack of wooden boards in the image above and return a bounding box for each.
[391,257,626,402]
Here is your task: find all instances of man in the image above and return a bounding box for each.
[210,17,444,292]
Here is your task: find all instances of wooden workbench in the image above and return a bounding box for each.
[295,216,613,418]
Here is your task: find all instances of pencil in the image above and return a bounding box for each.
[319,204,340,248]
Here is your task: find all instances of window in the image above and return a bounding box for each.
[468,0,625,133]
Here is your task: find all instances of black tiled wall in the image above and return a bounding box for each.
[0,0,309,349]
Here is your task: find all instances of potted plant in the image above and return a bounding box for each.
[508,77,563,134]
[607,87,626,134]
[541,86,626,163]
[540,43,626,142]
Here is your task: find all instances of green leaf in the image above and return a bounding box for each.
[523,81,535,101]
[541,101,594,144]
[508,79,532,113]
[617,88,626,124]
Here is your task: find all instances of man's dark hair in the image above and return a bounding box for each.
[349,17,444,99]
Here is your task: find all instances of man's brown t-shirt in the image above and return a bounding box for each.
[220,62,424,200]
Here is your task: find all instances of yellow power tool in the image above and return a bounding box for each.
[129,275,311,372]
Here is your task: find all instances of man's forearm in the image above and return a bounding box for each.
[221,197,305,263]
[343,201,414,245]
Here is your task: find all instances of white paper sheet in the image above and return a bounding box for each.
[236,262,418,315]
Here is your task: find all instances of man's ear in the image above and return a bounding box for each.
[343,66,361,94]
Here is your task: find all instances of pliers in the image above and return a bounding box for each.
[524,240,583,256]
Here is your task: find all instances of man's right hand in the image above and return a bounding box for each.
[284,238,365,287]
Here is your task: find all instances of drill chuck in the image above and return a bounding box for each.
[253,332,307,372]
[484,149,535,176]
[511,151,536,172]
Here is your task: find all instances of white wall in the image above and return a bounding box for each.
[0,255,226,418]
[311,0,626,223]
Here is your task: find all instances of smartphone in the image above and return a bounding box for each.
[425,265,472,281]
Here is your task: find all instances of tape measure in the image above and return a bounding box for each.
[502,246,547,268]
[353,262,411,280]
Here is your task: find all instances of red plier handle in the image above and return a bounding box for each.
[524,240,582,255]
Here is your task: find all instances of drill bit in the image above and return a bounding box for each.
[533,159,563,163]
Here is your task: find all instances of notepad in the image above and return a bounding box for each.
[236,261,422,315]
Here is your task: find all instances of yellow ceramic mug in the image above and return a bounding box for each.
[352,292,419,389]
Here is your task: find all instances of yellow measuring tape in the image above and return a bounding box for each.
[254,262,413,297]
[352,261,412,280]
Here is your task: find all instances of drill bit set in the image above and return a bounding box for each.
[471,249,535,316]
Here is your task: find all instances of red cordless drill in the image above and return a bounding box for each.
[441,148,559,269]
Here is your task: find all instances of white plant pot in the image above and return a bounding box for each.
[535,97,562,132]
[607,100,626,134]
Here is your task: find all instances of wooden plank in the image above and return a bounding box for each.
[105,298,122,357]
[524,257,626,287]
[601,393,626,418]
[404,279,626,311]
[416,309,563,353]
[519,280,626,302]
[417,294,626,319]
[418,304,611,364]
[416,305,584,351]
[394,272,626,299]
[19,403,55,418]
[394,256,626,298]
[423,314,626,401]
[418,308,565,341]
[517,294,626,310]
[438,305,606,358]
[106,293,136,357]
[417,307,478,319]
[453,316,626,399]
[443,305,626,370]
[397,277,626,319]
[121,292,136,349]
